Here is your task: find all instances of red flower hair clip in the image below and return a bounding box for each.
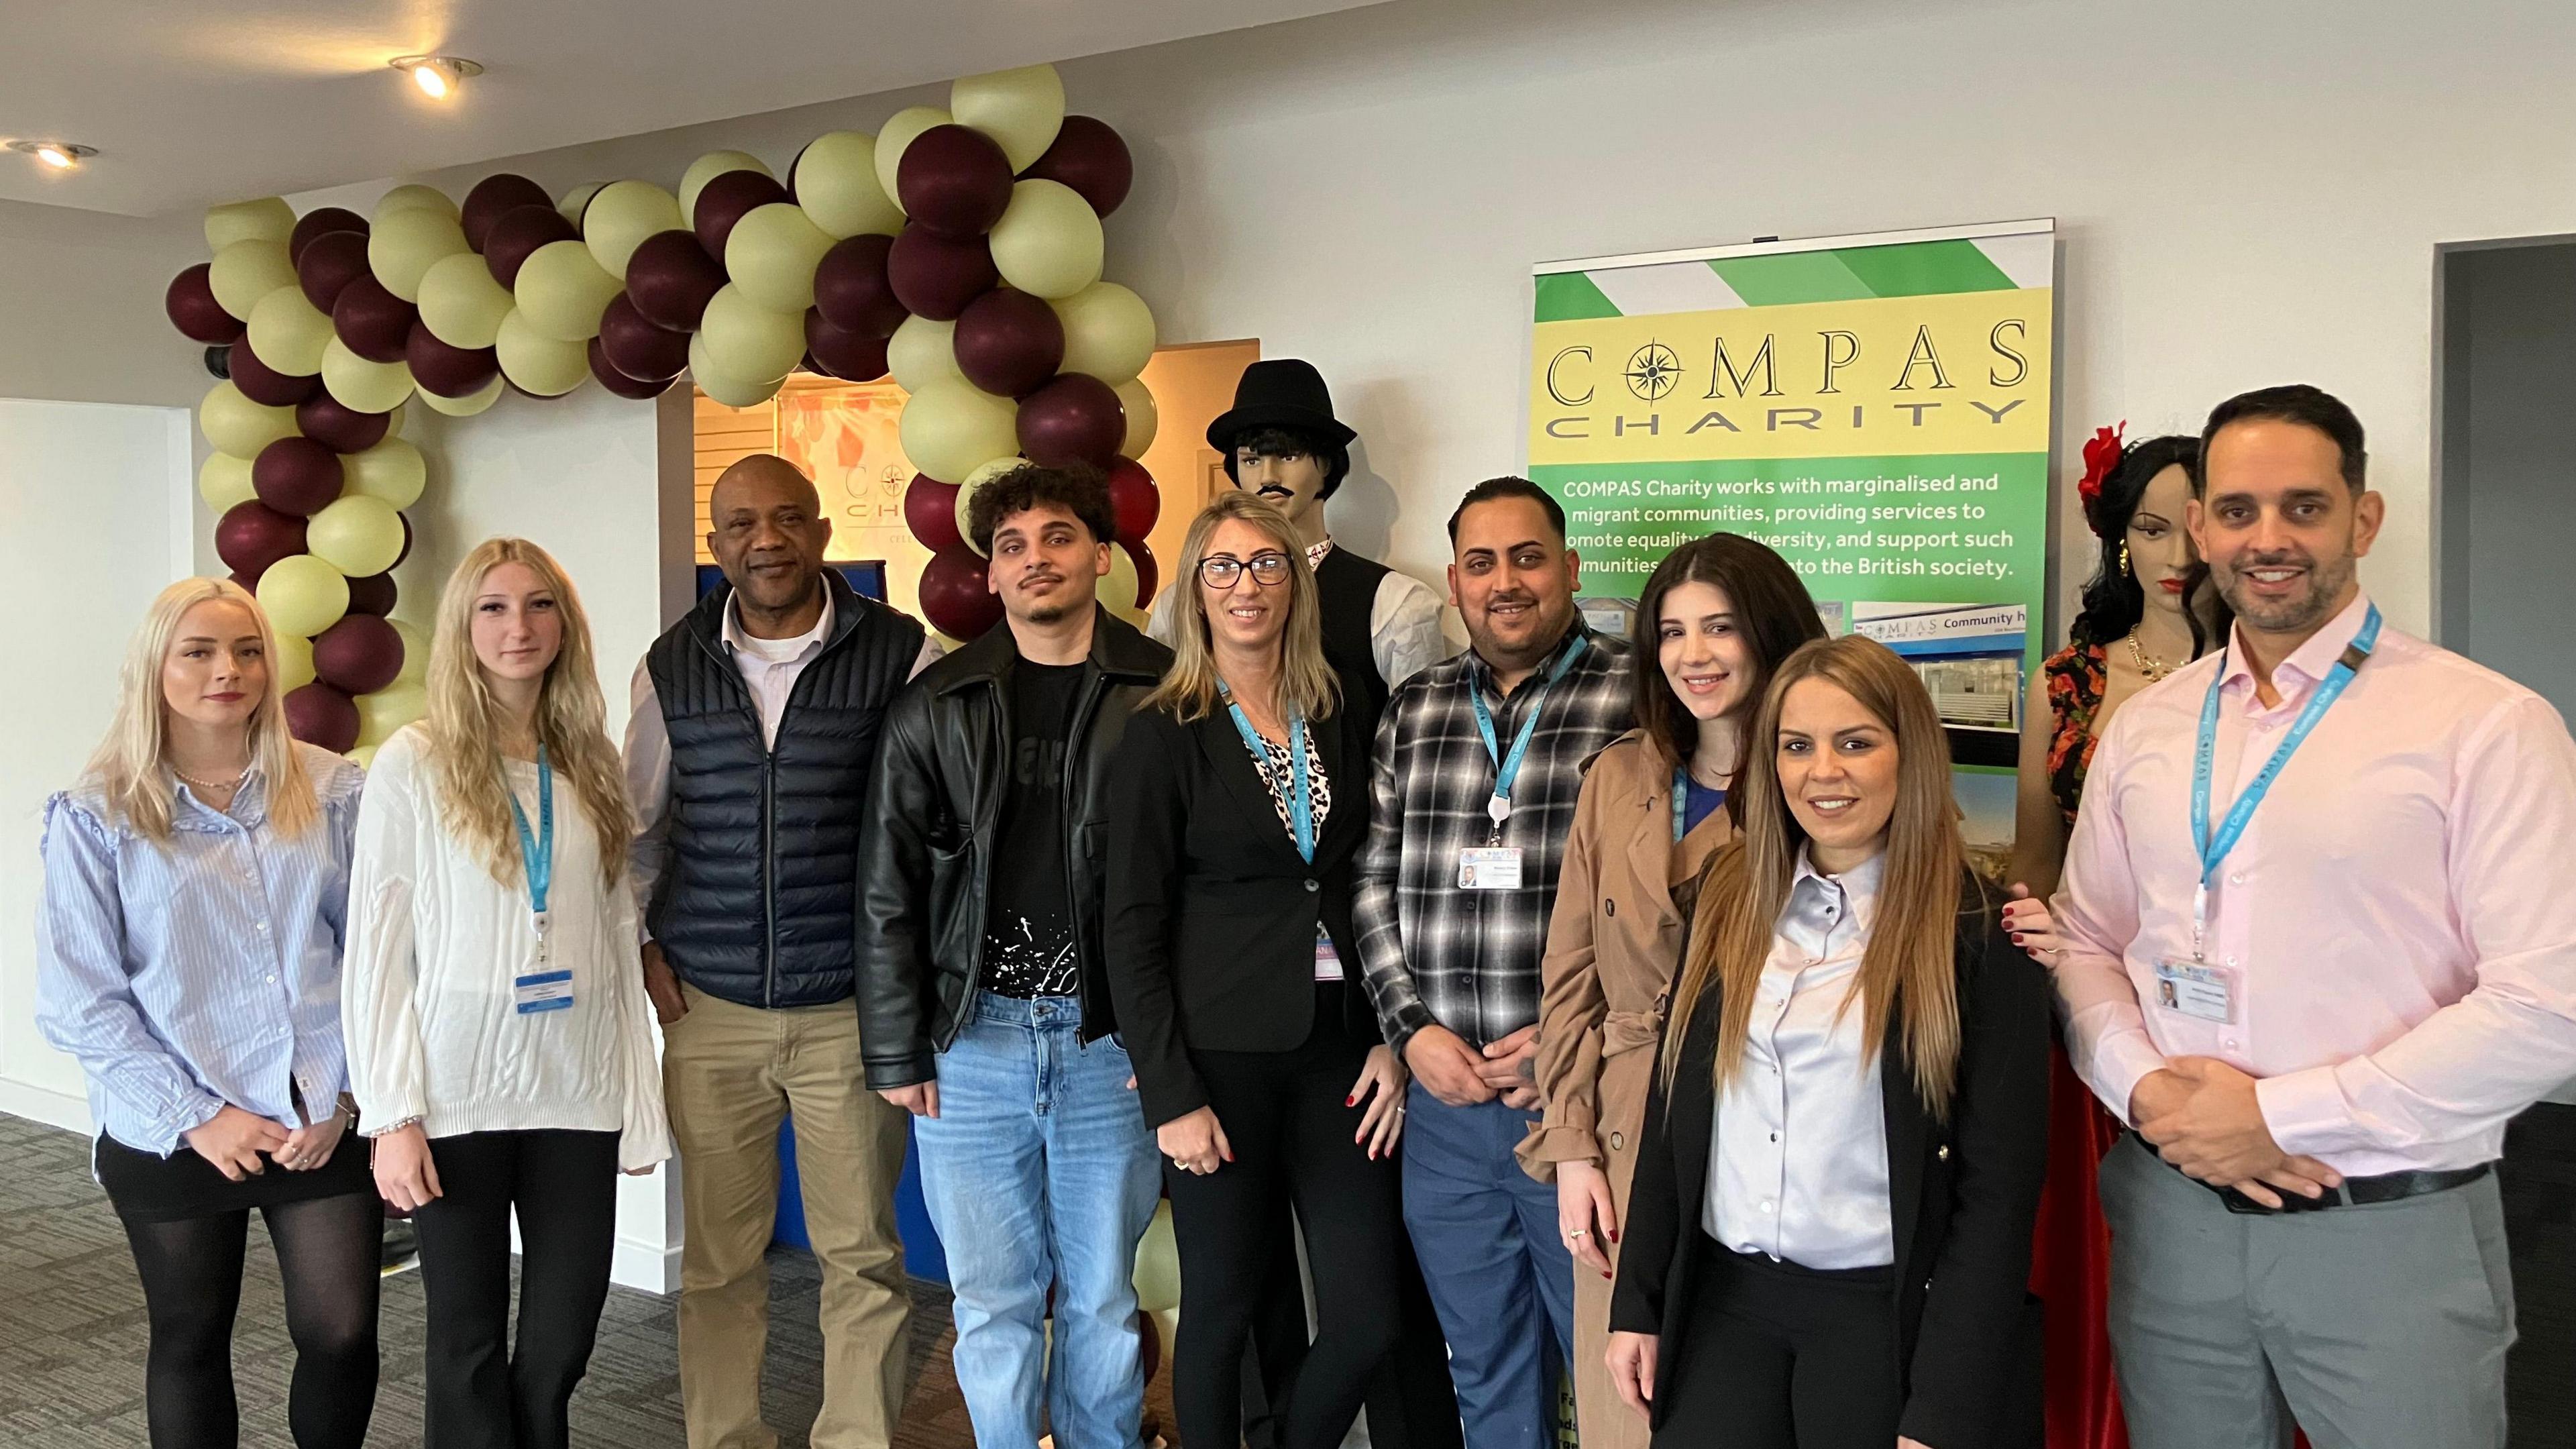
[2078,422,2127,511]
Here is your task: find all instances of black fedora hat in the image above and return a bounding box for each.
[1205,358,1358,453]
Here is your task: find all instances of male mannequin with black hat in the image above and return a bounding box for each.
[1150,358,1448,723]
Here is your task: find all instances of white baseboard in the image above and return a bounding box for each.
[613,1236,682,1295]
[0,1077,92,1133]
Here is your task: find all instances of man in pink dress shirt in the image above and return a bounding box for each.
[2053,384,2576,1449]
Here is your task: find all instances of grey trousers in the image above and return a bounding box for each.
[2098,1132,2514,1449]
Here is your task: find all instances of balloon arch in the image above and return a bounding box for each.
[166,63,1165,760]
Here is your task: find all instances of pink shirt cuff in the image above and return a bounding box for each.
[2255,1065,2359,1159]
[2082,1029,2171,1128]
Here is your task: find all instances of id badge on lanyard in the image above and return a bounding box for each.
[508,747,572,1016]
[1461,643,1581,890]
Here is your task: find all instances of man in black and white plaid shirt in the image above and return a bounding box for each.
[1354,476,1633,1449]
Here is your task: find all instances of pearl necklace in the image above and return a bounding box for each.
[172,761,251,793]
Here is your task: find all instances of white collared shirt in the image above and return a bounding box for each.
[1704,847,1896,1270]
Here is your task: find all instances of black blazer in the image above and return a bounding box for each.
[1104,675,1379,1130]
[1607,870,2050,1449]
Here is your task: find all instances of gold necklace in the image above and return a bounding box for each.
[2124,629,2176,682]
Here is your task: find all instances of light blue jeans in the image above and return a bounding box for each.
[913,992,1161,1449]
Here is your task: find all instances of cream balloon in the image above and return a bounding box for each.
[199,382,301,457]
[688,333,785,409]
[793,131,902,239]
[699,284,806,384]
[273,631,317,692]
[247,286,335,376]
[873,106,954,216]
[369,207,470,303]
[900,376,1021,486]
[356,681,427,748]
[416,250,516,349]
[951,64,1066,172]
[415,376,503,417]
[1101,541,1144,621]
[257,554,351,639]
[557,180,606,225]
[321,336,416,414]
[988,180,1104,300]
[306,494,407,577]
[1116,378,1159,458]
[205,197,295,252]
[374,184,456,221]
[495,310,590,396]
[887,314,962,393]
[582,180,683,278]
[345,437,427,509]
[1132,1199,1181,1312]
[199,453,258,511]
[1053,282,1157,386]
[513,240,623,342]
[208,237,297,319]
[725,203,835,314]
[680,150,773,223]
[954,455,1030,557]
[390,619,429,684]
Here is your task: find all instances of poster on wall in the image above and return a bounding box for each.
[1525,219,2055,855]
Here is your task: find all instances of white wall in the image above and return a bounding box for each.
[0,399,195,1126]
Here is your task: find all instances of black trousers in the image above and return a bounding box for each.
[1244,1219,1461,1449]
[411,1129,620,1449]
[1653,1239,1902,1448]
[1165,992,1409,1449]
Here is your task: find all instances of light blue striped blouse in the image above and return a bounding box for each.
[37,743,366,1155]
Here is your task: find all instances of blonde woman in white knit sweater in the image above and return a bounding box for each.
[343,537,670,1449]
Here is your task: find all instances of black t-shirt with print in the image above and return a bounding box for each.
[981,660,1085,998]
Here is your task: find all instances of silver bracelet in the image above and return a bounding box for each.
[362,1114,424,1138]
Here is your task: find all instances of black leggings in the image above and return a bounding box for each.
[1165,1003,1408,1449]
[410,1128,621,1449]
[120,1191,382,1448]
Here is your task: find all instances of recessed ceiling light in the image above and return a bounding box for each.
[389,55,484,100]
[9,140,97,171]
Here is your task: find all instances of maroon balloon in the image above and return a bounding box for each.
[597,293,689,382]
[1025,116,1134,217]
[812,235,907,338]
[343,572,398,617]
[1128,539,1161,608]
[331,274,415,364]
[587,337,674,399]
[896,125,1016,239]
[886,225,998,322]
[166,264,245,344]
[482,204,579,288]
[297,229,373,313]
[904,475,963,552]
[1106,458,1161,543]
[284,683,360,755]
[918,544,1003,642]
[625,229,728,331]
[288,206,368,264]
[229,570,260,594]
[297,392,392,454]
[311,614,406,694]
[691,170,791,261]
[803,310,891,382]
[461,174,555,253]
[253,436,346,517]
[1016,374,1126,470]
[953,287,1065,398]
[406,320,500,398]
[214,501,308,581]
[227,341,319,406]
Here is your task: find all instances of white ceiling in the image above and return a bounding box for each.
[0,0,1384,217]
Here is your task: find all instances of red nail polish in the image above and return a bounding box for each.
[1346,1095,1356,1106]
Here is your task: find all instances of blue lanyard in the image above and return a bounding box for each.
[1225,696,1313,863]
[506,745,554,918]
[2187,604,2379,956]
[1469,639,1585,828]
[1670,767,1725,843]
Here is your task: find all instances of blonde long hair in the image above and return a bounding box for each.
[1142,492,1342,724]
[1665,636,1978,1116]
[85,577,319,843]
[425,538,632,888]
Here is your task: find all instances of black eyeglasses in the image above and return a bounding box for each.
[1199,552,1293,588]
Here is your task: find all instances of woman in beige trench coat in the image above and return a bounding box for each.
[1519,535,1827,1448]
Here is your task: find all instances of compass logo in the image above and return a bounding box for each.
[1624,341,1681,402]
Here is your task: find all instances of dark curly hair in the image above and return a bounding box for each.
[1222,424,1352,500]
[965,462,1116,555]
[2070,434,2222,653]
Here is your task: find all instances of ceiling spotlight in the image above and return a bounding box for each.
[390,55,483,100]
[9,140,97,171]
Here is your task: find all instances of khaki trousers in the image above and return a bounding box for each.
[664,983,913,1449]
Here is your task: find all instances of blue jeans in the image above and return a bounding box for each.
[913,993,1161,1449]
[1401,1082,1575,1449]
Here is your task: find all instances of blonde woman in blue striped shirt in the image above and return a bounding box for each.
[38,576,379,1449]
